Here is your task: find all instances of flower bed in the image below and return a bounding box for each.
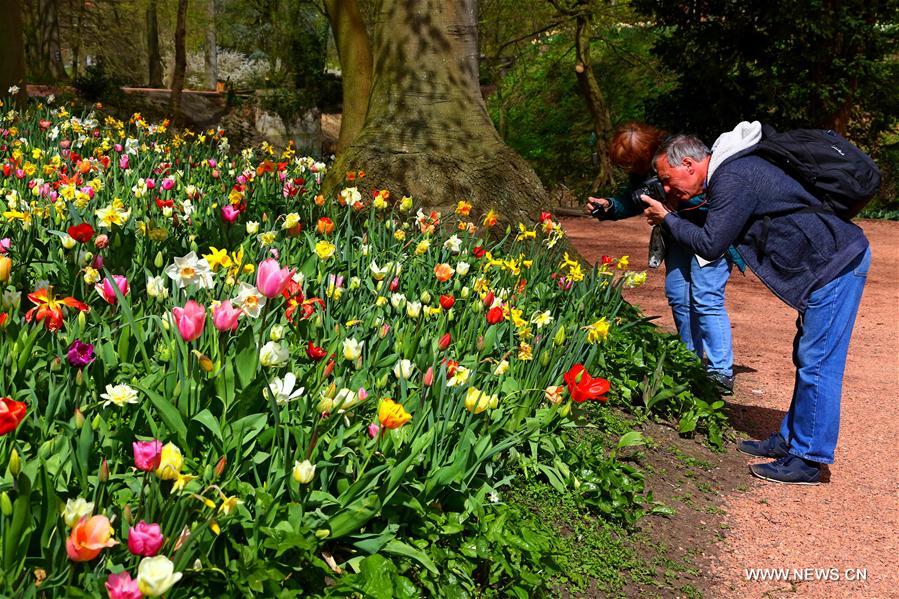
[0,96,724,596]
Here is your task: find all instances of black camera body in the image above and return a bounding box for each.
[590,176,667,220]
[631,176,666,205]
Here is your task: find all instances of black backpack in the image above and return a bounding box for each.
[752,124,881,219]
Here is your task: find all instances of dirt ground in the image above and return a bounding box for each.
[561,215,899,599]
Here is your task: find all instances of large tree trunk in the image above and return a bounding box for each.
[204,0,217,89]
[573,13,613,191]
[45,0,66,80]
[325,0,546,223]
[147,0,164,87]
[170,0,189,116]
[323,0,373,152]
[0,0,26,101]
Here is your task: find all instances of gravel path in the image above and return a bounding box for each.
[561,216,899,598]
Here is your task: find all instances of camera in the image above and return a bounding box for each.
[631,176,666,206]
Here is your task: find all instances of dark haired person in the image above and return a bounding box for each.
[642,122,870,485]
[585,122,737,391]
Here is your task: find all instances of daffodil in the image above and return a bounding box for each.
[315,240,336,260]
[585,317,611,343]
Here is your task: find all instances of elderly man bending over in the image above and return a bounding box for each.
[642,123,870,485]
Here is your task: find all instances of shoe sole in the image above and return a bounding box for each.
[749,467,820,486]
[736,446,788,458]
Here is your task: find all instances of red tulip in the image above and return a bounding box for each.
[67,223,95,244]
[472,246,486,258]
[486,306,504,325]
[439,294,455,310]
[306,341,327,360]
[0,397,27,435]
[438,333,451,350]
[563,364,610,403]
[483,291,494,307]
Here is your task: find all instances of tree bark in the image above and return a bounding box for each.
[204,0,217,90]
[323,0,373,152]
[170,0,189,117]
[147,0,164,87]
[45,0,66,80]
[325,0,546,223]
[0,0,26,101]
[573,10,613,191]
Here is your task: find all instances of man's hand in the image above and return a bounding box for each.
[642,195,669,225]
[585,196,609,217]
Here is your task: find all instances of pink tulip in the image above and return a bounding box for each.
[221,204,239,223]
[368,422,380,438]
[105,571,141,599]
[105,572,141,599]
[133,440,162,471]
[127,521,164,557]
[423,366,434,387]
[161,177,175,191]
[207,159,217,168]
[118,155,129,169]
[212,301,241,332]
[0,238,10,254]
[114,143,123,152]
[145,178,156,190]
[389,277,400,292]
[95,275,129,305]
[172,300,206,342]
[256,258,293,299]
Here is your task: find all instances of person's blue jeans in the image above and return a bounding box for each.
[779,247,871,464]
[665,242,734,378]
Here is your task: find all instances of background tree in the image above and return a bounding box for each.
[204,0,217,89]
[324,0,547,222]
[0,0,27,100]
[147,0,165,87]
[170,0,189,115]
[632,0,899,146]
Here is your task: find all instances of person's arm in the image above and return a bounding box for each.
[661,173,759,261]
[587,181,643,221]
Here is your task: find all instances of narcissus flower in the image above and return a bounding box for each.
[378,398,412,429]
[164,252,214,289]
[0,397,26,436]
[100,383,139,408]
[66,515,117,561]
[265,373,305,405]
[315,240,336,260]
[584,317,611,343]
[563,364,610,403]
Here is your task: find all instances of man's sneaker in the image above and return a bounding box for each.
[749,455,821,485]
[738,432,789,458]
[708,371,734,395]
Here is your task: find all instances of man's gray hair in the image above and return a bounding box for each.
[652,134,710,171]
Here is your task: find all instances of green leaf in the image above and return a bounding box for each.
[616,431,645,450]
[382,539,439,575]
[192,409,223,444]
[234,327,258,389]
[137,383,188,447]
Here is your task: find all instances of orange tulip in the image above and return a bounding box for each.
[0,256,10,282]
[434,263,454,282]
[378,398,411,430]
[66,515,118,561]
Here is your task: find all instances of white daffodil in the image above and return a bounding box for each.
[265,373,305,405]
[531,310,554,328]
[146,275,169,299]
[233,281,267,318]
[443,235,462,253]
[164,252,214,289]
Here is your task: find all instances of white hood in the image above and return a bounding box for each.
[708,121,762,179]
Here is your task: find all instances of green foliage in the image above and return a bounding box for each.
[72,62,123,105]
[486,25,674,196]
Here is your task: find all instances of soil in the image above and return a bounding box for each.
[561,215,899,599]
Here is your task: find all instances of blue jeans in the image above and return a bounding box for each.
[665,242,734,377]
[779,247,870,464]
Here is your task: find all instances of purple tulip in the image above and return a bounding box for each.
[66,340,96,368]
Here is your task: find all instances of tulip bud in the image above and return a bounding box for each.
[554,325,566,346]
[420,291,431,305]
[8,448,21,477]
[50,356,62,371]
[423,366,434,387]
[77,310,87,332]
[74,407,85,429]
[0,492,12,516]
[269,324,285,342]
[192,350,214,372]
[123,503,133,526]
[324,382,336,399]
[214,455,227,478]
[378,323,390,339]
[460,286,470,299]
[438,333,451,351]
[559,401,572,418]
[315,529,330,539]
[154,251,164,268]
[75,368,84,386]
[539,350,550,367]
[99,458,109,482]
[375,372,389,389]
[91,414,101,431]
[476,335,484,351]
